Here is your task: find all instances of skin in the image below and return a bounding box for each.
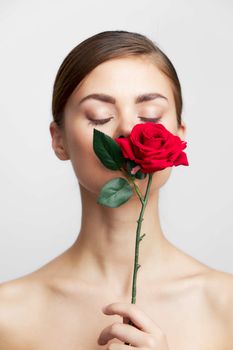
[0,55,233,349]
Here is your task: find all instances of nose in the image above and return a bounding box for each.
[115,117,137,139]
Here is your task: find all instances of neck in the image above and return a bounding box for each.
[68,182,174,298]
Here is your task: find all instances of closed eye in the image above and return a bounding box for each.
[87,116,161,125]
[87,117,112,125]
[139,117,161,123]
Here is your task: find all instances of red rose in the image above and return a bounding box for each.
[115,122,189,174]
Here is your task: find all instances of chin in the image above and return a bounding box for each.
[77,170,121,197]
[78,166,172,199]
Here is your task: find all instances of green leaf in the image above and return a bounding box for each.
[93,129,125,170]
[97,177,133,207]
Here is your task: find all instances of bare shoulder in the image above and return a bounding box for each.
[190,265,233,346]
[175,246,233,316]
[173,246,233,344]
[0,275,49,350]
[203,268,233,324]
[0,250,72,349]
[185,254,233,324]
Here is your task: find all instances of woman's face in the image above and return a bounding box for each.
[50,56,186,196]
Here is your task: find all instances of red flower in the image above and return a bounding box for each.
[115,122,189,174]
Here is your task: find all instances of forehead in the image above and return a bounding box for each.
[70,56,174,105]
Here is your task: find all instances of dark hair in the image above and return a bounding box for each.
[51,30,183,129]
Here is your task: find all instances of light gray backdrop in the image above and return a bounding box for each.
[0,0,232,283]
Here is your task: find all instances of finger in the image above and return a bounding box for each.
[97,321,150,347]
[106,344,146,350]
[102,302,162,335]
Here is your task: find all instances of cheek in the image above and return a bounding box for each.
[135,167,172,193]
[153,167,172,188]
[68,135,124,195]
[70,143,95,183]
[162,120,178,136]
[160,108,178,135]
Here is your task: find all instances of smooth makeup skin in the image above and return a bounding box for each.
[0,56,232,350]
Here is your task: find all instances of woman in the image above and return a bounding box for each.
[0,30,232,349]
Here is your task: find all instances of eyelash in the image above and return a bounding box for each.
[88,116,161,125]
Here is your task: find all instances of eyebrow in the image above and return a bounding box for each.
[78,92,168,106]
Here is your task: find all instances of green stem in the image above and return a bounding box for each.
[120,168,144,205]
[124,172,154,345]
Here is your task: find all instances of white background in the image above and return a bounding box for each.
[0,0,232,283]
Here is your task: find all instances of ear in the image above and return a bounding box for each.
[49,121,70,160]
[177,120,187,142]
